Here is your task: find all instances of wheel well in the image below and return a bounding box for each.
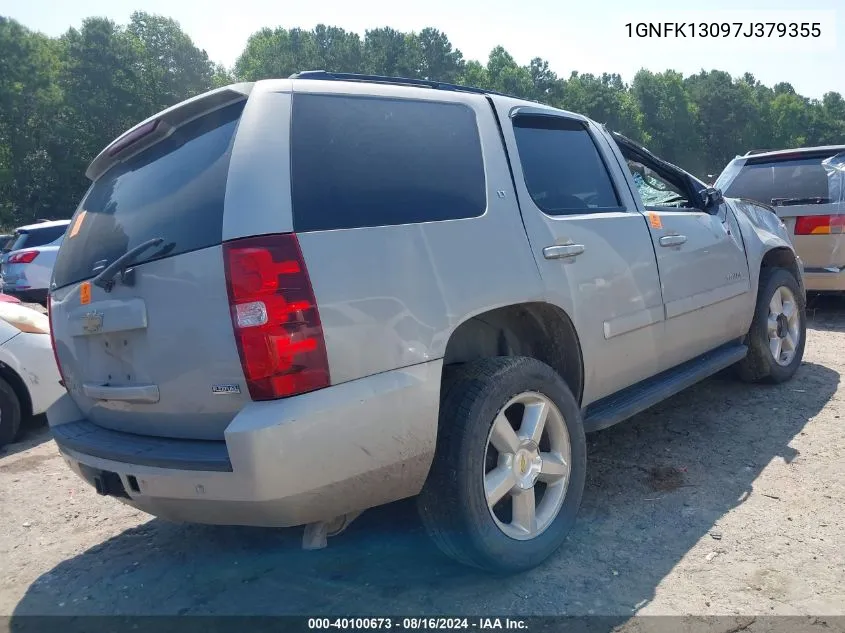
[0,362,32,419]
[442,303,584,405]
[761,247,803,293]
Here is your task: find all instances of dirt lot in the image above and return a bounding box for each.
[0,296,843,621]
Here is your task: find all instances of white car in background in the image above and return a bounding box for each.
[0,220,70,305]
[0,302,65,446]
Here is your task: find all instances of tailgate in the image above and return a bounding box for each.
[50,95,250,440]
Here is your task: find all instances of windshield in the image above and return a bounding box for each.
[52,100,244,289]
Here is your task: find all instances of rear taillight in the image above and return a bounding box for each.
[47,297,67,388]
[795,215,845,235]
[9,250,39,264]
[223,233,330,401]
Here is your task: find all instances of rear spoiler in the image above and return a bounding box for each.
[86,83,254,182]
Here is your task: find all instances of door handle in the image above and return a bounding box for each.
[659,235,687,247]
[543,244,585,260]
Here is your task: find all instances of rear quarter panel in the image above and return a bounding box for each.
[224,80,545,385]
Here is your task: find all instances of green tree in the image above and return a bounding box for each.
[631,70,697,169]
[0,17,62,224]
[685,70,758,174]
[127,11,215,114]
[312,24,364,73]
[2,15,844,222]
[561,72,644,143]
[235,27,319,80]
[413,28,464,82]
[485,46,533,98]
[363,27,418,77]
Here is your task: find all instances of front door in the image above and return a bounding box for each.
[611,137,752,367]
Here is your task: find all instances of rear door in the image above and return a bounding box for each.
[49,88,254,440]
[493,101,666,405]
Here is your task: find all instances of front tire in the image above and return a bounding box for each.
[0,377,22,447]
[737,267,806,383]
[418,356,586,573]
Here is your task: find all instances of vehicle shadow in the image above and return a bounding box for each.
[9,362,840,620]
[0,415,51,459]
[806,293,845,332]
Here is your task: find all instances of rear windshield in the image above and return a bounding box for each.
[52,100,245,289]
[720,155,839,205]
[290,94,487,232]
[10,224,67,251]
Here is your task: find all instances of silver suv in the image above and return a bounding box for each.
[47,72,806,573]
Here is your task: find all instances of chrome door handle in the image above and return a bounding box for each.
[659,235,687,247]
[543,244,586,260]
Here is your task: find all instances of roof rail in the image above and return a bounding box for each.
[289,70,511,98]
[744,149,777,156]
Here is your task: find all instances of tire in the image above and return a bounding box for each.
[0,377,22,447]
[736,267,806,384]
[417,356,586,573]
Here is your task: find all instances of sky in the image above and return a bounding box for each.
[4,0,843,99]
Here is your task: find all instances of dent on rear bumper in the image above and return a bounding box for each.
[48,360,442,527]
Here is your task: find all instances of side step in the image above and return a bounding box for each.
[582,342,748,433]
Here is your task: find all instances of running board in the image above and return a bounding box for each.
[582,342,748,433]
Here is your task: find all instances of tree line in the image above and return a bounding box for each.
[2,13,844,228]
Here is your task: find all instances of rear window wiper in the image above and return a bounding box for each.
[771,197,831,207]
[92,237,175,292]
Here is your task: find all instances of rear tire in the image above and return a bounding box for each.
[0,377,22,447]
[737,267,806,384]
[418,356,586,573]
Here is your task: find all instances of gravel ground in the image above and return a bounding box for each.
[0,296,843,621]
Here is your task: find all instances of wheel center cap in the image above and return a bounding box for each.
[776,313,789,338]
[513,445,543,490]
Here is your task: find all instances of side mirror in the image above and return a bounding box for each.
[699,186,724,212]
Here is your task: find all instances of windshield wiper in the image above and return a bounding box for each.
[771,197,831,207]
[92,237,174,292]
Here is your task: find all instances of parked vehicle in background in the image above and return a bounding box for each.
[0,302,65,446]
[0,220,70,305]
[46,72,805,573]
[716,146,845,292]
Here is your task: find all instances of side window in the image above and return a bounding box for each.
[511,116,622,216]
[625,159,692,208]
[290,94,487,232]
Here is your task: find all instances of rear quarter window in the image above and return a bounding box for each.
[290,94,487,232]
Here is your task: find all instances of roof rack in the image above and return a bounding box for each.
[289,70,511,98]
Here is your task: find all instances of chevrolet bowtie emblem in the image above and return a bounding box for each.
[519,455,527,474]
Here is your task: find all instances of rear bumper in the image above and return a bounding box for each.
[48,360,441,527]
[803,267,845,292]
